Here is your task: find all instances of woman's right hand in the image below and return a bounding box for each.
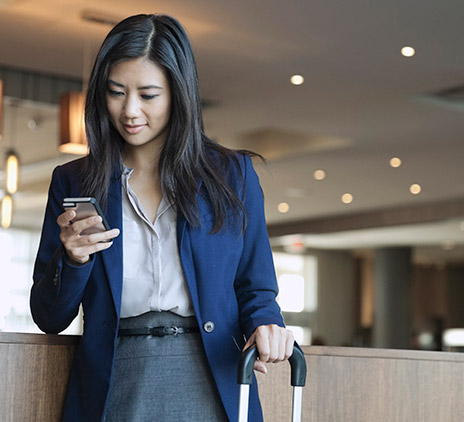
[57,210,120,265]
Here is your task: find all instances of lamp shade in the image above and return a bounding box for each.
[1,194,13,229]
[5,150,19,194]
[59,91,88,155]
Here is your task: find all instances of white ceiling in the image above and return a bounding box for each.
[0,0,463,258]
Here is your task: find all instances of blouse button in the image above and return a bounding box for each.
[203,321,215,333]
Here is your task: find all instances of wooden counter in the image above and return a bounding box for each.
[0,333,79,422]
[1,333,464,421]
[258,345,464,421]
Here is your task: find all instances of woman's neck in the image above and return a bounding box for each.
[122,143,162,177]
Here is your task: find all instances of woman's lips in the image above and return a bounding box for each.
[123,124,146,134]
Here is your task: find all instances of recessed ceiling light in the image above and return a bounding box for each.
[313,169,326,180]
[390,157,402,168]
[401,46,415,57]
[341,193,353,204]
[278,202,290,213]
[409,184,422,194]
[290,75,304,85]
[27,118,40,130]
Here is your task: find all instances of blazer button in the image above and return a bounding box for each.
[203,321,215,333]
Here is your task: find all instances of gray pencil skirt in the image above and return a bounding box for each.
[102,311,228,422]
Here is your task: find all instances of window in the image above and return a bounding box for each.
[278,274,305,312]
[273,252,318,345]
[273,252,317,313]
[0,228,82,334]
[0,228,41,332]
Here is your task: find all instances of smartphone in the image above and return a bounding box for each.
[62,197,111,237]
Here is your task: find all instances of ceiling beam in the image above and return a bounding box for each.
[267,197,464,237]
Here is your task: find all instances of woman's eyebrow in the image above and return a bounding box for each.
[108,79,124,87]
[138,84,163,90]
[108,79,163,90]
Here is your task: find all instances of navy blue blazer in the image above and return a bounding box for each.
[30,153,284,422]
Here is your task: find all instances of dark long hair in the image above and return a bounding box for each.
[82,14,256,232]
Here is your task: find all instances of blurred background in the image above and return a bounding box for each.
[0,0,463,351]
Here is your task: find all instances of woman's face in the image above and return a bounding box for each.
[106,57,172,150]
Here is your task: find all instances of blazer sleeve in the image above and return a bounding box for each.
[30,165,95,334]
[234,154,285,339]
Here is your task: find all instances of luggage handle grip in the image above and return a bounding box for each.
[237,341,307,387]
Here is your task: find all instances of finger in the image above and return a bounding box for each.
[285,331,295,359]
[84,228,120,244]
[243,334,266,375]
[68,240,114,263]
[243,333,255,351]
[277,329,286,362]
[60,227,78,248]
[253,360,267,374]
[255,332,270,363]
[243,332,256,350]
[271,328,293,362]
[57,210,75,228]
[82,240,114,255]
[61,226,119,249]
[69,215,103,236]
[268,328,280,362]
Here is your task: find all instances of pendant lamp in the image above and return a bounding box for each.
[5,149,19,194]
[1,194,12,229]
[59,91,88,155]
[1,101,20,229]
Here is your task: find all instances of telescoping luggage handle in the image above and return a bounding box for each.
[237,342,307,422]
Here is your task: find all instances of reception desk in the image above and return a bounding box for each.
[1,333,463,421]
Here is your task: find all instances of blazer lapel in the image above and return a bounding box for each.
[101,176,123,317]
[177,210,201,317]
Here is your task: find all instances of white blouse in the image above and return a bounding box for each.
[119,165,194,318]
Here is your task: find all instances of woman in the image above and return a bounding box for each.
[31,14,294,422]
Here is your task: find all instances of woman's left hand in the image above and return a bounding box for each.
[243,325,295,374]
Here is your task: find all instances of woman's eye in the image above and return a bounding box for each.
[141,94,158,100]
[108,89,124,97]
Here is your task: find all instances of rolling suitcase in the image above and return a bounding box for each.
[237,342,307,422]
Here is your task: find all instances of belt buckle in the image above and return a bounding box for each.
[159,326,179,336]
[149,326,179,337]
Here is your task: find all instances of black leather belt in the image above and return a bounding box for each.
[118,325,200,337]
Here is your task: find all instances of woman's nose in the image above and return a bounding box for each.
[122,95,141,119]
